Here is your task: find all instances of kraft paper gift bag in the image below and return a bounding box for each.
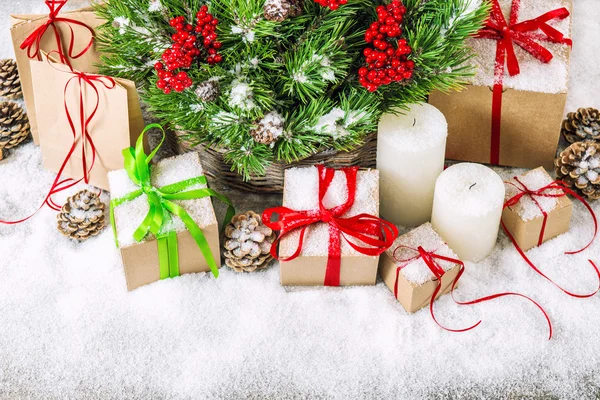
[30,58,144,191]
[10,2,105,143]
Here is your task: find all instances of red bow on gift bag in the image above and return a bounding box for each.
[476,0,572,165]
[393,245,554,339]
[1,58,115,224]
[502,178,600,298]
[263,165,398,287]
[20,0,95,65]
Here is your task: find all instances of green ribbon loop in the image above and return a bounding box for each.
[110,124,235,281]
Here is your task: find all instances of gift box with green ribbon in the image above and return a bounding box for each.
[109,125,235,291]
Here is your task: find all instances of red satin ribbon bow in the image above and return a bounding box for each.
[0,59,115,224]
[502,178,600,298]
[20,0,95,65]
[393,245,553,339]
[262,165,398,286]
[476,0,572,164]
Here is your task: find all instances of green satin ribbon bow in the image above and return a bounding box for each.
[110,124,235,280]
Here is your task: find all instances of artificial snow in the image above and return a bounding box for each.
[228,79,256,111]
[468,0,571,93]
[108,152,217,248]
[280,166,379,257]
[390,223,459,286]
[2,0,600,398]
[505,169,561,222]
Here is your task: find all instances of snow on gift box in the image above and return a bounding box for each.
[429,0,573,170]
[380,222,554,338]
[108,125,235,291]
[262,165,398,287]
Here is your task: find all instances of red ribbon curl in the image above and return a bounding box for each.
[393,245,553,339]
[20,0,95,66]
[263,165,398,286]
[502,178,600,298]
[475,0,572,165]
[0,57,116,224]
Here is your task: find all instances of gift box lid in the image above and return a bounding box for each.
[108,152,217,248]
[504,167,571,222]
[467,0,572,94]
[385,223,459,286]
[280,166,379,257]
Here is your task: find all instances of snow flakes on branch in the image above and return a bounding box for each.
[231,23,258,43]
[148,0,164,13]
[229,79,257,111]
[112,17,130,35]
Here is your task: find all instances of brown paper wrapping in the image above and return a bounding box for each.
[429,0,572,170]
[379,223,461,314]
[10,6,105,144]
[109,152,221,291]
[279,167,381,286]
[502,167,572,252]
[30,59,144,191]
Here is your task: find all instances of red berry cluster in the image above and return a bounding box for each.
[313,0,347,11]
[154,6,223,94]
[358,0,415,92]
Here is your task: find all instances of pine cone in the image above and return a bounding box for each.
[0,102,30,154]
[57,190,107,241]
[250,111,285,145]
[0,59,22,100]
[223,211,276,272]
[195,80,220,103]
[562,108,600,144]
[555,142,600,201]
[264,0,303,22]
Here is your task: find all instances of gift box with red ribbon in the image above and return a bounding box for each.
[380,223,462,314]
[263,165,398,287]
[429,0,572,169]
[502,167,573,252]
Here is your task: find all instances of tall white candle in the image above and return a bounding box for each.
[377,103,448,227]
[431,163,505,262]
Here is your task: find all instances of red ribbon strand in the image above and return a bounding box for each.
[20,0,95,66]
[263,165,398,286]
[476,0,572,165]
[502,178,600,298]
[393,245,553,339]
[0,58,115,224]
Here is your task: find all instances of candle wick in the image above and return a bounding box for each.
[469,183,477,190]
[412,118,416,127]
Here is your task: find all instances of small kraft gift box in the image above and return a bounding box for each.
[502,167,573,252]
[380,223,462,314]
[109,126,234,291]
[429,0,572,169]
[30,58,144,191]
[10,1,105,143]
[263,165,397,287]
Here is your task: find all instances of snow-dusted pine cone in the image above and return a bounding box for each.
[249,111,285,145]
[223,211,276,272]
[195,80,220,103]
[57,190,107,241]
[0,102,30,158]
[0,59,22,100]
[562,108,600,144]
[555,141,600,201]
[264,0,303,22]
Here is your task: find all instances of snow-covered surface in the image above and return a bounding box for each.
[1,1,600,398]
[505,168,562,222]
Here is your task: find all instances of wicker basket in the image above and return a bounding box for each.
[174,131,378,193]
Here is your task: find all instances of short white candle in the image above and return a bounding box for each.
[377,103,448,227]
[431,163,505,262]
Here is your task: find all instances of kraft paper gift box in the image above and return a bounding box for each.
[502,167,573,252]
[11,3,105,144]
[108,152,221,291]
[277,166,384,286]
[380,223,461,314]
[30,58,144,191]
[429,0,572,170]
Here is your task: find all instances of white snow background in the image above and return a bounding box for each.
[1,1,600,399]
